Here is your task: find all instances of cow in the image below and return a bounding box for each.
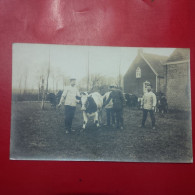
[46,90,63,109]
[80,92,103,130]
[157,95,168,114]
[46,93,57,108]
[124,93,138,109]
[56,90,63,105]
[124,93,131,108]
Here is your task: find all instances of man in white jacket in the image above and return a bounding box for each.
[140,84,157,129]
[58,78,80,134]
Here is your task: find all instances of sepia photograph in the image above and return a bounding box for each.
[10,43,192,162]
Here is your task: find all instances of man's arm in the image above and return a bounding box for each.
[152,93,157,108]
[58,88,67,106]
[102,93,107,104]
[119,91,125,106]
[76,89,81,101]
[104,92,112,107]
[121,91,125,103]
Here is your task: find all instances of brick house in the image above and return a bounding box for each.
[123,48,190,111]
[123,49,168,96]
[164,48,190,111]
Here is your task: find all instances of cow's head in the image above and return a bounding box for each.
[80,92,89,111]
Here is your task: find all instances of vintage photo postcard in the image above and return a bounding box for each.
[10,43,192,162]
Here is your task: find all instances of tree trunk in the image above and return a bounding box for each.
[42,52,50,110]
[41,76,45,110]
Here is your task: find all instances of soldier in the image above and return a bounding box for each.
[103,85,115,127]
[139,84,157,129]
[104,85,125,130]
[58,77,80,134]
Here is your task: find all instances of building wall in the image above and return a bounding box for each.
[158,77,166,94]
[124,56,156,97]
[166,62,191,111]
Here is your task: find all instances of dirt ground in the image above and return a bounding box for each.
[10,101,193,162]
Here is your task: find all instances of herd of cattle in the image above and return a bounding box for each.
[46,90,168,113]
[46,90,168,129]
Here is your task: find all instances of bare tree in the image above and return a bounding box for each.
[41,75,45,109]
[38,75,42,101]
[41,66,50,110]
[18,75,23,95]
[78,74,118,93]
[23,69,28,94]
[41,48,51,110]
[52,73,55,93]
[56,79,58,91]
[90,74,102,90]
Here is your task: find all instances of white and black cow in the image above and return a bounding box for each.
[80,92,103,130]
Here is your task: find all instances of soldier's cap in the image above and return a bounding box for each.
[147,84,152,87]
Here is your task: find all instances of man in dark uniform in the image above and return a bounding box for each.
[104,85,125,130]
[103,86,115,127]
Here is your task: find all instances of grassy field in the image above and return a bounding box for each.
[10,101,193,162]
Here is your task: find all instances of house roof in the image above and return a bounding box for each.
[166,48,190,64]
[141,53,168,77]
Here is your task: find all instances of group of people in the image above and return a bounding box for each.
[57,77,157,134]
[103,83,157,130]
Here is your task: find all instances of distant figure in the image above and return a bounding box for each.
[139,84,157,129]
[158,95,168,114]
[103,86,115,127]
[104,85,125,130]
[124,93,131,109]
[58,78,80,134]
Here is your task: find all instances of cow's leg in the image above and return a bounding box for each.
[98,110,102,126]
[82,112,88,130]
[94,112,99,127]
[162,108,164,114]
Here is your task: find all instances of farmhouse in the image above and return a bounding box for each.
[123,48,190,111]
[164,48,190,111]
[123,49,168,96]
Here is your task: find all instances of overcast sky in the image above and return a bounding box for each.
[12,43,175,89]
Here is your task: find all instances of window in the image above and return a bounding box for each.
[136,67,141,78]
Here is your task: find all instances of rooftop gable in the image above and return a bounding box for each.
[166,48,190,64]
[141,53,168,77]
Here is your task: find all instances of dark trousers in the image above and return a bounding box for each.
[106,108,115,126]
[114,109,123,128]
[64,105,76,131]
[142,109,155,127]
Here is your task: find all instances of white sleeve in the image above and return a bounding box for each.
[76,88,80,97]
[59,88,68,105]
[153,93,157,107]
